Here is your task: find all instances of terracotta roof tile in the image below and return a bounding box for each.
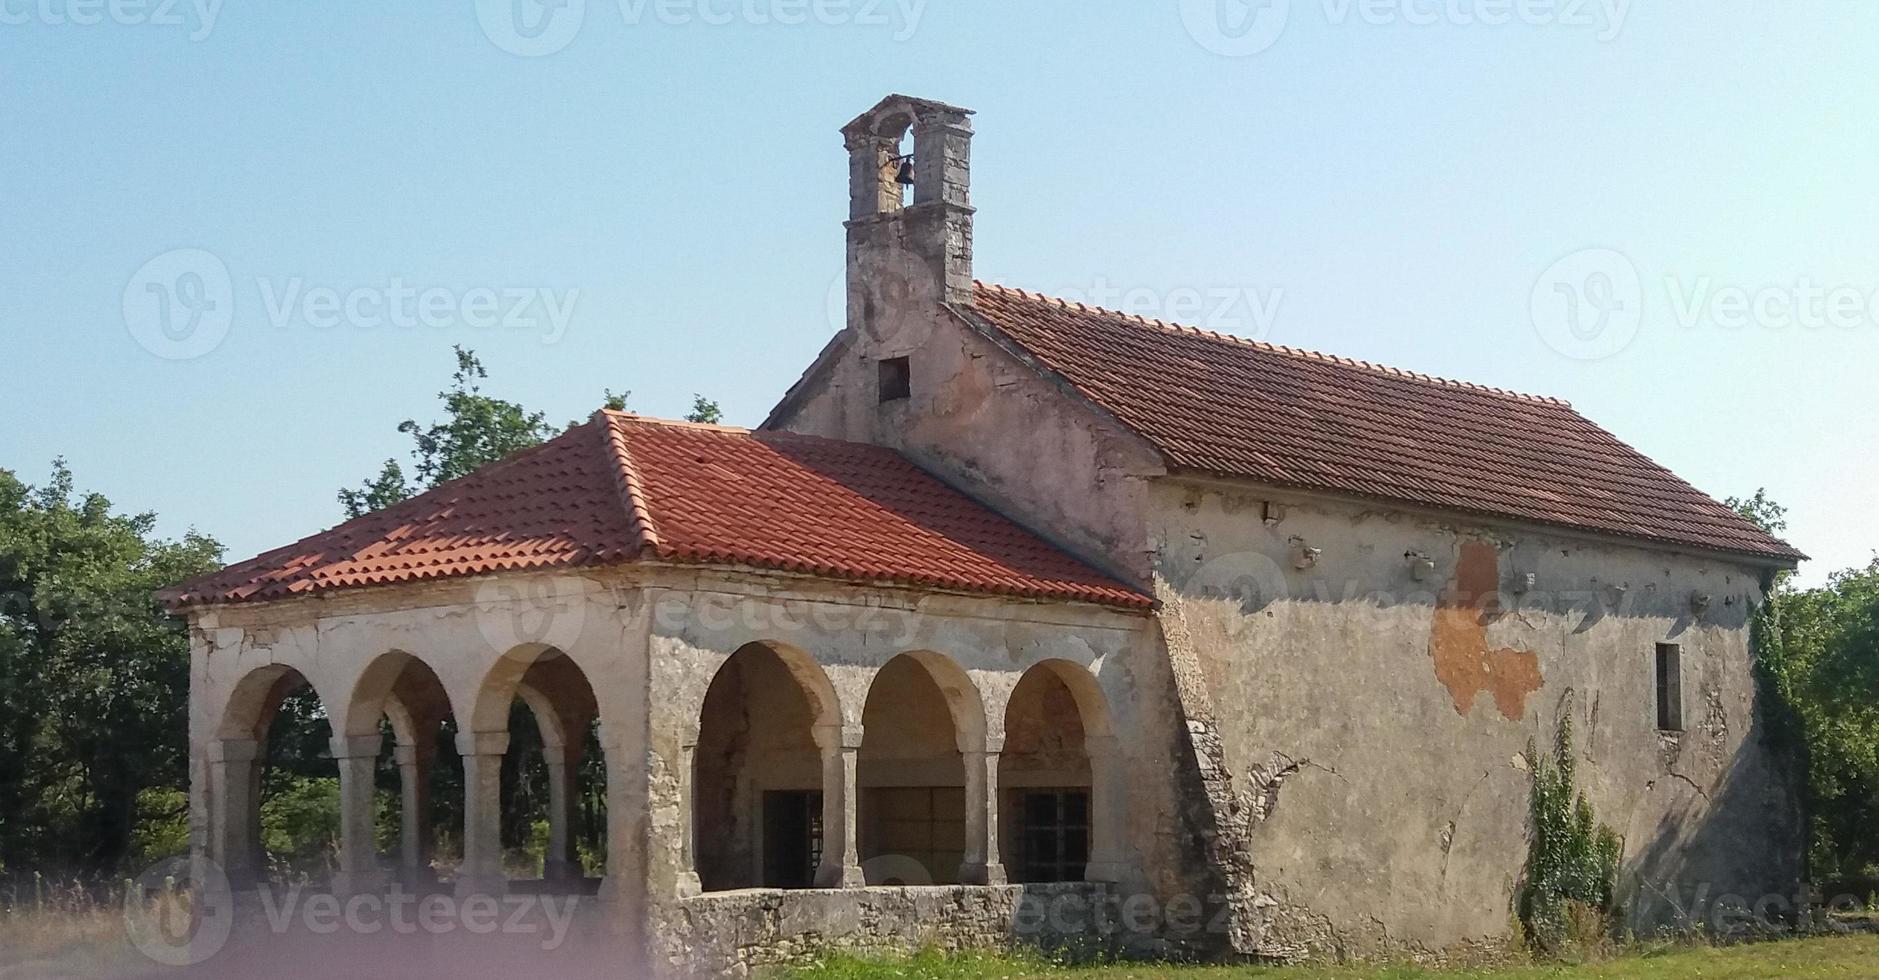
[162,413,1150,611]
[963,283,1802,564]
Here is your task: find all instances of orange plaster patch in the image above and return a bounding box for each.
[1429,541,1542,720]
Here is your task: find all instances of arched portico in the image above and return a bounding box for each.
[997,659,1126,883]
[460,644,607,897]
[857,651,999,886]
[341,651,457,892]
[210,665,338,890]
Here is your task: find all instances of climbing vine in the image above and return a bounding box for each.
[1520,715,1624,955]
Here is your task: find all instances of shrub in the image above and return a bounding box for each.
[1520,715,1624,956]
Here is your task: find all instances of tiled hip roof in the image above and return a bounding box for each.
[161,412,1151,611]
[962,283,1802,564]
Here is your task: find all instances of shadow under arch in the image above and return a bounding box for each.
[857,650,988,885]
[694,640,843,892]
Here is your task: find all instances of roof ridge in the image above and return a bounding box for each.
[592,412,665,557]
[972,280,1571,408]
[599,408,895,452]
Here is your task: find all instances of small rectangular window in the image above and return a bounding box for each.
[1013,790,1090,884]
[1655,643,1683,732]
[878,356,911,403]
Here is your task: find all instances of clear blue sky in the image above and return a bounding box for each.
[3,2,1874,585]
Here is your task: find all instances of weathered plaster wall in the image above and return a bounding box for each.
[1150,479,1804,958]
[769,312,1165,584]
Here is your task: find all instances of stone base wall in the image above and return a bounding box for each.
[650,884,1113,977]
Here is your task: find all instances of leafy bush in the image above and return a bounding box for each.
[1521,715,1624,956]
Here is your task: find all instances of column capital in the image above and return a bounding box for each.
[209,738,261,763]
[329,735,382,761]
[964,733,1005,755]
[456,731,510,758]
[812,723,864,751]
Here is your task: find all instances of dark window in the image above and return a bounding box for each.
[1015,790,1090,883]
[762,790,822,888]
[1655,643,1683,732]
[878,357,911,403]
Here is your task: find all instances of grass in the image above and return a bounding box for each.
[0,878,149,979]
[779,935,1879,980]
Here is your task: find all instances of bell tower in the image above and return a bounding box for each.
[841,95,975,356]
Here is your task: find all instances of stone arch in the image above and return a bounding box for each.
[857,651,984,885]
[339,651,458,887]
[998,659,1124,884]
[694,641,842,892]
[459,644,607,891]
[210,664,336,887]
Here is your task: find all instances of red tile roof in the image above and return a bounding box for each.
[161,413,1151,610]
[962,283,1802,564]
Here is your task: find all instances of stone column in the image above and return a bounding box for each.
[331,735,387,896]
[671,739,702,896]
[813,724,866,888]
[959,735,1007,885]
[456,731,509,898]
[393,743,434,885]
[543,743,581,884]
[208,738,262,889]
[1084,735,1131,883]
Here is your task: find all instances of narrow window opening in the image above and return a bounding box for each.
[1655,643,1683,732]
[878,356,911,403]
[1014,790,1089,883]
[761,790,822,889]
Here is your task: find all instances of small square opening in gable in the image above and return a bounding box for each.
[879,356,911,403]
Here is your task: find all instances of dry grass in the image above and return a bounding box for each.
[782,934,1879,980]
[0,879,148,979]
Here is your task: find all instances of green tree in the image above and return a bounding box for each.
[1729,488,1879,877]
[340,347,558,518]
[341,348,720,518]
[0,461,221,876]
[685,395,723,424]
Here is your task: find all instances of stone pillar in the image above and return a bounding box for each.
[208,738,262,889]
[456,731,509,898]
[393,743,434,884]
[669,739,702,897]
[959,735,1007,885]
[813,724,866,888]
[543,743,581,884]
[331,735,387,896]
[1084,735,1131,883]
